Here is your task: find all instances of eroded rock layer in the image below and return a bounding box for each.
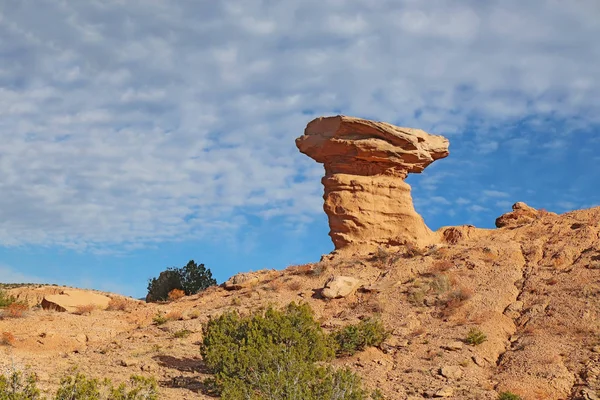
[296,115,449,252]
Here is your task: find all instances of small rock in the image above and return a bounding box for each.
[440,365,463,380]
[434,386,454,397]
[75,334,88,343]
[591,345,600,353]
[442,341,463,351]
[140,362,157,372]
[119,359,139,367]
[472,355,486,367]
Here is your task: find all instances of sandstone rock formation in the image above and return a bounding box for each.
[296,115,449,253]
[41,289,111,313]
[223,270,277,291]
[495,202,556,228]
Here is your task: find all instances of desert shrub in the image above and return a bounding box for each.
[1,332,15,346]
[2,303,28,318]
[465,328,487,345]
[146,260,216,302]
[108,375,158,400]
[498,392,522,400]
[332,318,389,356]
[55,372,103,400]
[0,370,41,399]
[0,290,16,308]
[201,302,365,399]
[152,313,167,326]
[370,389,385,400]
[73,304,96,315]
[164,310,182,321]
[172,329,192,339]
[167,289,185,302]
[53,370,158,400]
[430,274,451,294]
[106,298,130,312]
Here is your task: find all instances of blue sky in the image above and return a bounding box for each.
[0,0,598,298]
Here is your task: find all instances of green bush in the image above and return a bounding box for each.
[498,392,522,400]
[152,312,167,326]
[0,370,41,400]
[332,318,389,356]
[201,302,366,399]
[146,260,216,302]
[0,289,17,308]
[0,369,158,400]
[465,328,487,345]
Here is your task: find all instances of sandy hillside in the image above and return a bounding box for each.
[1,205,599,400]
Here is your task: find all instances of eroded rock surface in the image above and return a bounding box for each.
[41,290,110,313]
[296,115,449,253]
[495,202,556,228]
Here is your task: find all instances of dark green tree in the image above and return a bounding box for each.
[146,260,216,302]
[180,260,216,295]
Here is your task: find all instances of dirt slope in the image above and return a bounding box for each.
[1,206,599,400]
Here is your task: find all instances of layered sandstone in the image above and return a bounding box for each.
[495,202,557,228]
[296,115,449,253]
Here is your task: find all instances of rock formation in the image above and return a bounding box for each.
[41,289,110,313]
[296,115,449,253]
[495,202,556,228]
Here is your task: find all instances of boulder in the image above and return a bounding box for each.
[296,115,449,254]
[321,276,361,299]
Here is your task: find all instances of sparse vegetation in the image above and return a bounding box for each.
[164,310,182,321]
[1,332,15,346]
[498,392,522,400]
[1,302,28,318]
[201,302,367,399]
[0,289,17,308]
[172,329,192,339]
[167,288,185,301]
[465,327,487,345]
[1,369,157,400]
[73,304,96,315]
[0,370,40,399]
[152,312,167,325]
[333,318,389,356]
[146,260,216,302]
[106,297,130,312]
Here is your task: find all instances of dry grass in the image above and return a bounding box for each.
[168,289,185,301]
[165,310,182,321]
[73,304,97,315]
[427,260,454,274]
[287,280,302,291]
[266,279,284,292]
[2,302,28,318]
[1,331,15,346]
[106,297,131,311]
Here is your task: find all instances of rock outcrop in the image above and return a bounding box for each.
[495,202,555,228]
[41,290,111,313]
[296,115,449,253]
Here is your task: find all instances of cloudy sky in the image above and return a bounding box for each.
[0,0,598,297]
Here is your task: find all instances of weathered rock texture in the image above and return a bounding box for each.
[296,115,449,253]
[41,290,110,313]
[495,202,557,228]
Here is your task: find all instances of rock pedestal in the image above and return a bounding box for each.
[296,115,449,253]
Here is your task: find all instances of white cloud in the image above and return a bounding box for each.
[483,190,510,198]
[0,0,598,249]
